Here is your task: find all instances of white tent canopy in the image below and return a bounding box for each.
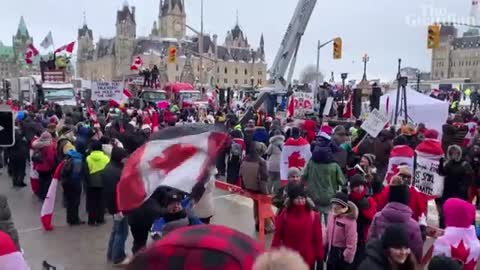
[380,86,449,133]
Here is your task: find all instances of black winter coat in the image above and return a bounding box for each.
[102,161,123,215]
[358,240,389,270]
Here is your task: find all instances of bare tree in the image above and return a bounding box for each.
[300,65,324,84]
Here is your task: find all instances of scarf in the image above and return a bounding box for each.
[349,190,367,202]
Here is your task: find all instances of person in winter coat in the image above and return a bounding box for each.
[60,148,86,225]
[367,179,423,261]
[226,129,245,185]
[467,143,480,207]
[102,147,130,266]
[75,126,92,156]
[271,182,324,269]
[0,194,20,250]
[303,145,345,223]
[348,174,377,268]
[240,142,274,232]
[373,129,394,182]
[438,144,474,228]
[252,126,269,145]
[272,167,305,213]
[326,192,358,270]
[432,198,480,270]
[429,256,463,270]
[5,129,29,187]
[266,132,284,192]
[32,131,57,200]
[359,224,417,270]
[303,119,317,143]
[86,140,110,225]
[56,126,76,162]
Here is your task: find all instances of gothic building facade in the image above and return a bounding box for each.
[0,16,35,79]
[77,0,267,88]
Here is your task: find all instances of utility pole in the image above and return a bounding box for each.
[394,59,402,124]
[199,0,204,86]
[362,54,369,81]
[416,71,421,92]
[315,40,320,91]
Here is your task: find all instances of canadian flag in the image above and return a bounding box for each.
[86,106,98,123]
[110,88,133,107]
[280,137,312,183]
[0,231,29,270]
[464,121,477,146]
[287,96,295,118]
[24,44,39,64]
[130,56,143,71]
[384,145,415,184]
[54,41,75,54]
[342,94,352,118]
[40,161,65,231]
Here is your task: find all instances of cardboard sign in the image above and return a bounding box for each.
[413,154,444,197]
[323,97,334,116]
[361,109,389,138]
[293,92,314,111]
[91,81,122,101]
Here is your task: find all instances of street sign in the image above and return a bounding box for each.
[0,108,14,147]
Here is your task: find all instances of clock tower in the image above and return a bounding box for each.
[159,0,186,39]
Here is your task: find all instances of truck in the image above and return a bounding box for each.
[41,70,77,108]
[6,76,41,105]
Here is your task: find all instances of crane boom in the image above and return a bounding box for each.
[269,0,318,86]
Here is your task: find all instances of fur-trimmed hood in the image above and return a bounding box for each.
[336,201,359,220]
[269,134,285,146]
[447,144,462,162]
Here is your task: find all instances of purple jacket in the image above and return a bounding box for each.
[367,202,423,261]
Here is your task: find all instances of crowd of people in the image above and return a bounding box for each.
[1,97,480,270]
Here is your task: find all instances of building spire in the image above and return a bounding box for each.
[83,11,87,26]
[236,9,239,26]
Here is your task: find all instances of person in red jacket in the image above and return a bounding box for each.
[31,131,57,200]
[348,174,377,269]
[373,166,427,227]
[272,181,324,269]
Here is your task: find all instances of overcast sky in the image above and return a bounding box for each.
[0,0,474,81]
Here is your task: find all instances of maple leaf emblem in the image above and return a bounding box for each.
[288,151,306,169]
[149,144,198,175]
[450,240,478,270]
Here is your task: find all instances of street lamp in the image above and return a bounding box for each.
[341,73,348,102]
[416,70,421,92]
[362,54,369,81]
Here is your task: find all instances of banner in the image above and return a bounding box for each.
[91,81,122,101]
[293,92,314,118]
[413,154,444,197]
[361,109,389,138]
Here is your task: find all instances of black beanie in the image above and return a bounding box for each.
[428,256,462,270]
[350,174,367,188]
[382,224,409,249]
[287,182,306,201]
[331,192,349,208]
[388,184,410,205]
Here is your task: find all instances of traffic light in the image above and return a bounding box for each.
[333,37,342,59]
[427,25,440,49]
[168,45,177,64]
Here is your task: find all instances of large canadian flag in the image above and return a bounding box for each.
[40,161,64,231]
[117,124,229,211]
[110,88,133,107]
[465,121,477,146]
[384,145,414,184]
[24,44,39,64]
[280,137,312,183]
[54,41,75,54]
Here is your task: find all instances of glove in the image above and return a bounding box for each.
[356,198,370,210]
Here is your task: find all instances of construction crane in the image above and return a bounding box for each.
[240,0,318,125]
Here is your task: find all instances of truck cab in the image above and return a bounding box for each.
[41,71,77,109]
[131,89,168,108]
[164,83,202,108]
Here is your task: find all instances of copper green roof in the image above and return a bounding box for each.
[0,42,14,60]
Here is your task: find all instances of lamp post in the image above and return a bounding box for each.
[362,54,369,81]
[416,70,421,92]
[341,73,348,102]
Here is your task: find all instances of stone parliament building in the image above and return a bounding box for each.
[76,0,267,88]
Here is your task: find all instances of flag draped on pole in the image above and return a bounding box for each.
[40,31,54,49]
[0,231,29,270]
[130,56,143,71]
[280,137,312,183]
[384,145,415,184]
[54,41,75,54]
[342,94,352,118]
[40,161,65,231]
[24,44,39,64]
[116,124,229,211]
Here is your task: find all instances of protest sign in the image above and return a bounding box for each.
[91,81,122,101]
[323,97,334,116]
[360,109,389,138]
[413,154,444,197]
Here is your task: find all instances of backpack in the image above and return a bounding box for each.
[60,157,83,183]
[230,141,243,158]
[31,149,44,163]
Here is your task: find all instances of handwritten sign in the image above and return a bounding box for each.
[323,97,334,116]
[293,92,314,111]
[413,154,444,197]
[91,81,122,101]
[361,109,389,138]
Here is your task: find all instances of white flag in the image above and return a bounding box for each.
[40,31,53,49]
